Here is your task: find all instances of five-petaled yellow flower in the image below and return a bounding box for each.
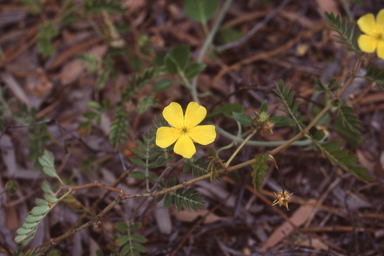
[357,9,384,60]
[156,102,216,158]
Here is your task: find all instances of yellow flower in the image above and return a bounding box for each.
[357,9,384,59]
[156,102,216,158]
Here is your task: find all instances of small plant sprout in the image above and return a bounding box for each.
[156,102,216,158]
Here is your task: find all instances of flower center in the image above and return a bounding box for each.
[378,33,383,40]
[182,126,188,133]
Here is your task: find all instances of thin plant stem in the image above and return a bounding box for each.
[225,128,257,168]
[191,0,234,104]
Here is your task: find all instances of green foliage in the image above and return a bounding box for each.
[364,66,384,90]
[314,78,339,94]
[164,44,190,75]
[17,0,41,15]
[152,79,172,93]
[312,139,372,181]
[12,246,47,256]
[78,99,111,134]
[37,21,59,57]
[5,179,18,195]
[15,180,58,245]
[130,116,173,183]
[273,80,304,127]
[184,0,219,23]
[216,27,243,45]
[206,103,243,120]
[83,0,126,14]
[137,96,158,114]
[333,118,362,148]
[26,123,51,169]
[184,63,206,79]
[233,112,252,127]
[155,178,205,212]
[78,54,114,89]
[337,105,363,134]
[114,222,146,255]
[122,67,158,102]
[0,86,12,131]
[109,108,129,148]
[251,153,269,192]
[38,150,61,182]
[81,154,99,173]
[184,157,213,177]
[324,12,361,54]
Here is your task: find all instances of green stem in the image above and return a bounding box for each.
[225,128,257,168]
[191,0,233,104]
[216,126,312,147]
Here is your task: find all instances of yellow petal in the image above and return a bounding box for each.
[174,134,196,158]
[377,40,384,60]
[156,127,181,148]
[163,102,184,129]
[358,13,376,36]
[376,9,384,30]
[188,125,216,145]
[184,102,207,128]
[358,34,378,53]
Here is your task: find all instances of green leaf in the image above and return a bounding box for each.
[130,157,146,168]
[348,166,373,182]
[322,140,341,151]
[131,148,147,160]
[45,194,58,203]
[312,130,325,141]
[184,62,206,79]
[132,243,147,253]
[153,79,172,93]
[16,227,33,235]
[42,180,53,194]
[233,112,251,127]
[116,235,129,246]
[35,198,49,206]
[331,149,349,159]
[120,244,131,255]
[184,0,219,23]
[333,118,362,148]
[32,205,49,215]
[131,234,147,243]
[164,44,190,75]
[26,214,44,222]
[259,100,268,113]
[86,101,102,110]
[216,27,243,45]
[116,222,129,232]
[163,193,174,208]
[130,171,145,179]
[206,103,243,119]
[270,116,295,127]
[339,156,358,165]
[129,222,142,232]
[15,235,27,243]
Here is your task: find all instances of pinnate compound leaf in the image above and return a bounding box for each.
[251,153,269,192]
[39,150,58,178]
